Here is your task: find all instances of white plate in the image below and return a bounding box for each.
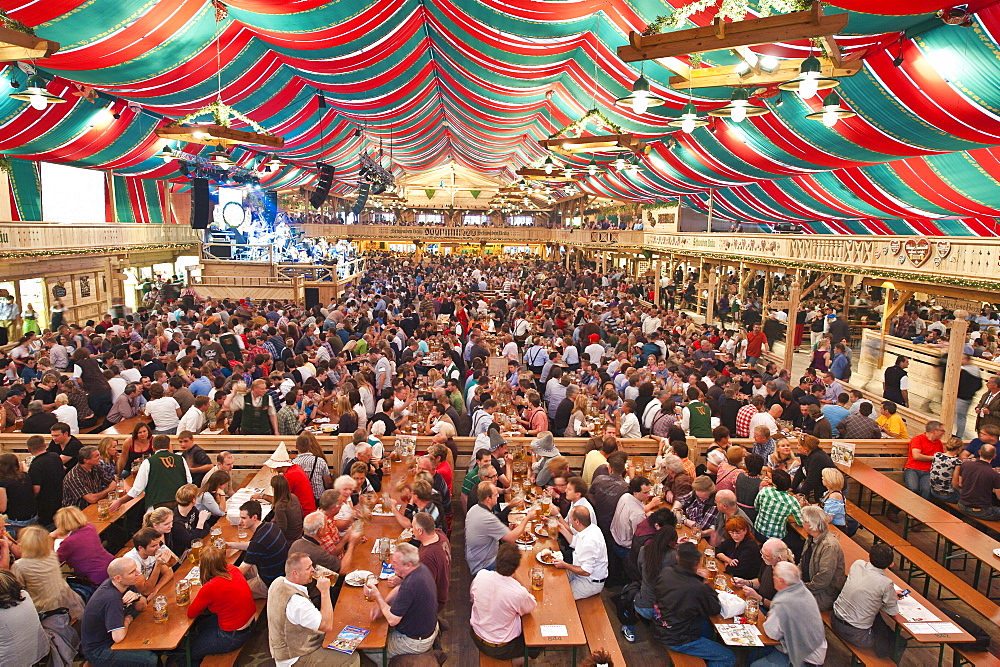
[536,550,562,565]
[993,549,1000,558]
[516,533,536,546]
[344,569,374,586]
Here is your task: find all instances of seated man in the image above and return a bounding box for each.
[831,543,899,659]
[955,443,1000,520]
[553,506,609,600]
[227,500,288,598]
[80,557,156,666]
[470,542,538,661]
[652,542,735,666]
[288,510,362,576]
[364,543,439,660]
[266,552,359,666]
[61,445,115,509]
[751,561,827,667]
[123,527,172,597]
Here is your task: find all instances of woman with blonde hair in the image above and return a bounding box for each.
[52,506,114,591]
[96,437,120,479]
[143,505,187,558]
[821,467,848,529]
[566,393,590,438]
[10,525,84,620]
[185,545,256,662]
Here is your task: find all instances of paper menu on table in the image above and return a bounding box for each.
[540,625,568,638]
[716,623,764,647]
[906,622,962,635]
[895,596,939,622]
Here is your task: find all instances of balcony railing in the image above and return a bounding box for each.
[0,221,200,254]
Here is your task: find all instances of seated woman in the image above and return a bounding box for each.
[53,506,114,593]
[735,453,765,521]
[800,505,846,611]
[10,525,84,622]
[930,436,964,504]
[624,518,678,642]
[269,474,303,542]
[659,454,692,506]
[184,545,257,663]
[143,506,187,563]
[196,470,231,518]
[173,484,212,545]
[0,570,49,665]
[0,453,36,537]
[714,446,745,493]
[820,468,848,530]
[715,516,763,581]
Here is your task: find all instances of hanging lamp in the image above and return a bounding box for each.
[777,54,839,99]
[587,159,600,176]
[667,102,709,134]
[9,74,66,110]
[708,88,770,123]
[155,145,176,162]
[805,92,856,127]
[209,144,233,166]
[614,66,666,115]
[542,155,555,175]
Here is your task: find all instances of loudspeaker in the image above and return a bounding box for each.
[352,179,370,215]
[191,178,210,229]
[263,190,278,225]
[310,163,334,208]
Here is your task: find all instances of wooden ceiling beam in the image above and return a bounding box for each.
[667,57,862,89]
[516,168,578,182]
[0,25,59,62]
[618,2,848,63]
[820,35,844,68]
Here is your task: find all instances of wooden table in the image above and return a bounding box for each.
[923,521,1000,596]
[511,532,587,664]
[322,458,415,666]
[838,461,961,538]
[99,415,153,435]
[834,528,974,661]
[112,465,272,659]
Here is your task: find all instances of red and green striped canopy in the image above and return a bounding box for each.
[3,0,1000,234]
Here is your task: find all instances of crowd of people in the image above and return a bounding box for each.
[0,250,996,666]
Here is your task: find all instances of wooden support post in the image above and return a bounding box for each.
[940,314,970,436]
[706,264,717,324]
[841,274,854,320]
[762,266,772,307]
[738,263,753,298]
[784,274,803,373]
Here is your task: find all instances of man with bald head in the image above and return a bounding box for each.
[707,489,753,548]
[955,443,1000,520]
[81,557,155,665]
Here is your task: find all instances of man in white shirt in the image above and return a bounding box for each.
[124,527,173,597]
[266,553,357,666]
[642,391,666,432]
[584,334,606,366]
[618,400,642,439]
[176,395,209,434]
[748,403,782,437]
[553,507,608,600]
[562,477,597,534]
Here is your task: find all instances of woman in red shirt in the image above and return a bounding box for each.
[186,546,256,662]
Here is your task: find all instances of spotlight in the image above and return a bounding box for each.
[9,79,18,88]
[112,112,121,119]
[317,92,327,109]
[735,62,752,78]
[758,56,780,73]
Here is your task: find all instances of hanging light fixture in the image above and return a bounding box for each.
[708,88,769,123]
[587,159,600,176]
[155,144,176,162]
[626,159,640,176]
[542,155,555,175]
[667,102,709,134]
[563,167,574,179]
[614,155,626,170]
[9,74,66,110]
[614,70,666,115]
[778,54,839,99]
[805,92,856,127]
[209,144,233,166]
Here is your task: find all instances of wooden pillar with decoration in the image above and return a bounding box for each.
[841,274,854,320]
[940,312,970,436]
[784,274,803,373]
[706,263,717,324]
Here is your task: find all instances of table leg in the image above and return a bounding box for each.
[892,623,905,664]
[902,513,910,540]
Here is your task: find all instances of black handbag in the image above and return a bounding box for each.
[610,582,641,625]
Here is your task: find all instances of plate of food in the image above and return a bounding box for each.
[508,511,527,525]
[536,548,562,565]
[534,522,549,536]
[344,570,374,587]
[516,532,536,545]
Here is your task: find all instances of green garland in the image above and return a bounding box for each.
[549,109,623,139]
[169,100,271,134]
[0,10,35,36]
[605,246,1000,291]
[652,0,812,31]
[0,154,11,176]
[0,243,195,260]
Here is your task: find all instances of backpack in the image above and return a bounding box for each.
[610,582,640,625]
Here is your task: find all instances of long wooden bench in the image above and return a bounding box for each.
[894,546,1000,626]
[665,649,707,666]
[952,645,1000,667]
[844,500,910,548]
[199,598,267,667]
[478,655,513,667]
[935,498,1000,535]
[576,594,626,667]
[820,611,896,667]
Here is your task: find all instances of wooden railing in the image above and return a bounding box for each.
[0,221,200,253]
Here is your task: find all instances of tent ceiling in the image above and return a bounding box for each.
[2,0,1000,234]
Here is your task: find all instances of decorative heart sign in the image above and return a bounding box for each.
[889,239,902,255]
[936,241,952,259]
[904,238,931,267]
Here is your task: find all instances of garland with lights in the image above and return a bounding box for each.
[657,0,810,30]
[0,154,11,176]
[169,100,271,135]
[549,109,623,139]
[0,243,196,260]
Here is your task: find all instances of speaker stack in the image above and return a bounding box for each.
[263,190,278,225]
[352,179,370,216]
[310,163,335,208]
[191,178,210,229]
